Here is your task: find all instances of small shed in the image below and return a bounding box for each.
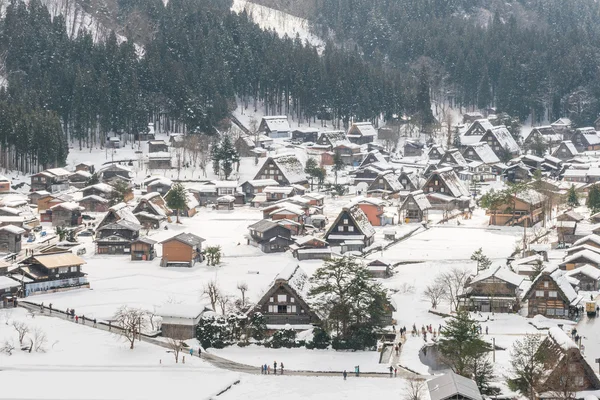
[427,372,483,400]
[160,232,205,267]
[107,137,121,148]
[148,140,168,153]
[366,259,391,278]
[157,303,212,340]
[131,237,157,261]
[216,195,235,211]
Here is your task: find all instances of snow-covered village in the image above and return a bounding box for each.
[3,0,600,399]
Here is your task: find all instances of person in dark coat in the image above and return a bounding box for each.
[274,361,277,375]
[343,370,347,380]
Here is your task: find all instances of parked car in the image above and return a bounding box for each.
[82,214,96,221]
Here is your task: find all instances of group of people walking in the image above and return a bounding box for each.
[64,307,96,327]
[261,361,284,375]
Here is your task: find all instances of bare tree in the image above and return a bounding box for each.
[148,307,158,332]
[237,282,248,307]
[166,338,183,363]
[29,328,47,353]
[217,295,231,315]
[423,281,447,309]
[203,281,220,311]
[1,340,15,355]
[0,308,13,325]
[12,321,29,345]
[404,377,426,400]
[113,306,148,350]
[436,267,470,311]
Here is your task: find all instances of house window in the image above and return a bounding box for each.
[544,281,549,288]
[440,188,444,193]
[549,291,557,298]
[402,179,407,185]
[59,267,69,274]
[338,226,344,232]
[348,226,354,232]
[268,305,275,312]
[343,219,348,224]
[277,294,287,302]
[495,146,500,150]
[434,180,439,185]
[290,297,295,303]
[535,290,544,297]
[270,297,274,303]
[575,376,584,386]
[429,187,433,192]
[70,266,78,272]
[468,150,473,155]
[277,305,287,313]
[569,364,577,372]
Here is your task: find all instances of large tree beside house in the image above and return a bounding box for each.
[309,257,390,350]
[165,183,187,223]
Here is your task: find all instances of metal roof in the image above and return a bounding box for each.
[427,372,483,400]
[31,252,86,269]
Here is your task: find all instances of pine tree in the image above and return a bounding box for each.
[416,65,434,128]
[216,135,239,180]
[587,185,600,213]
[567,185,579,207]
[165,183,187,223]
[508,334,546,399]
[109,180,130,206]
[438,311,490,376]
[305,157,318,190]
[332,151,345,185]
[471,248,492,271]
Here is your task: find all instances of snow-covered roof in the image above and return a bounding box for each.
[400,190,432,211]
[348,122,377,137]
[79,195,109,204]
[157,303,210,319]
[186,191,199,209]
[264,186,295,194]
[470,266,524,287]
[244,179,279,187]
[574,234,600,247]
[427,372,483,400]
[72,170,92,179]
[147,177,173,187]
[561,249,600,266]
[0,225,26,235]
[442,149,468,166]
[51,201,84,211]
[107,203,140,226]
[272,155,306,184]
[464,119,494,136]
[160,232,205,246]
[550,268,579,303]
[319,131,348,147]
[261,116,291,133]
[83,183,114,194]
[147,151,171,159]
[559,141,578,155]
[551,118,572,127]
[45,167,71,177]
[566,264,600,281]
[488,125,520,153]
[464,142,500,164]
[548,327,578,351]
[217,195,235,202]
[431,168,470,198]
[275,263,311,301]
[0,276,20,290]
[347,206,375,238]
[515,189,547,205]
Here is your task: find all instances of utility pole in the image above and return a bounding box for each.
[522,217,527,258]
[492,337,496,362]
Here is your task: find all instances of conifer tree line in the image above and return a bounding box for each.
[0,0,408,173]
[318,0,600,125]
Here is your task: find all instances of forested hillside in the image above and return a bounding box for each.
[314,0,600,125]
[0,0,409,173]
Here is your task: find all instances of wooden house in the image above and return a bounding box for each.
[367,172,403,198]
[316,131,348,150]
[422,167,471,210]
[216,195,235,210]
[399,190,432,223]
[459,266,524,313]
[465,119,494,137]
[552,140,578,161]
[259,116,291,139]
[68,170,92,189]
[106,136,121,148]
[565,264,600,291]
[159,232,205,267]
[427,372,483,400]
[521,266,581,318]
[291,128,319,143]
[324,204,375,249]
[535,327,600,398]
[403,141,424,157]
[0,225,25,253]
[439,148,468,168]
[350,165,390,186]
[251,264,320,330]
[572,234,600,249]
[247,219,293,253]
[290,236,331,261]
[346,121,377,145]
[28,190,50,206]
[267,204,305,223]
[397,171,420,192]
[365,259,391,278]
[550,118,572,136]
[333,142,363,166]
[240,179,279,199]
[18,252,87,297]
[359,150,389,169]
[349,196,388,227]
[97,203,140,230]
[463,112,484,124]
[75,161,95,174]
[480,126,520,160]
[132,192,169,228]
[147,152,172,170]
[157,303,212,340]
[263,186,297,202]
[503,162,533,184]
[30,168,71,192]
[146,177,173,195]
[524,126,562,147]
[559,249,600,270]
[50,202,84,227]
[98,164,132,183]
[82,183,114,200]
[486,189,546,227]
[426,145,444,160]
[95,220,141,255]
[462,142,500,165]
[253,155,308,187]
[147,140,168,153]
[557,210,584,223]
[130,237,157,261]
[0,276,21,303]
[301,193,325,207]
[571,127,600,151]
[78,195,109,213]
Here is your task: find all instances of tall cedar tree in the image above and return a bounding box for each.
[508,334,547,399]
[567,185,579,207]
[309,257,389,348]
[216,135,240,180]
[332,152,345,185]
[587,185,600,213]
[165,183,187,223]
[438,311,491,376]
[304,158,318,190]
